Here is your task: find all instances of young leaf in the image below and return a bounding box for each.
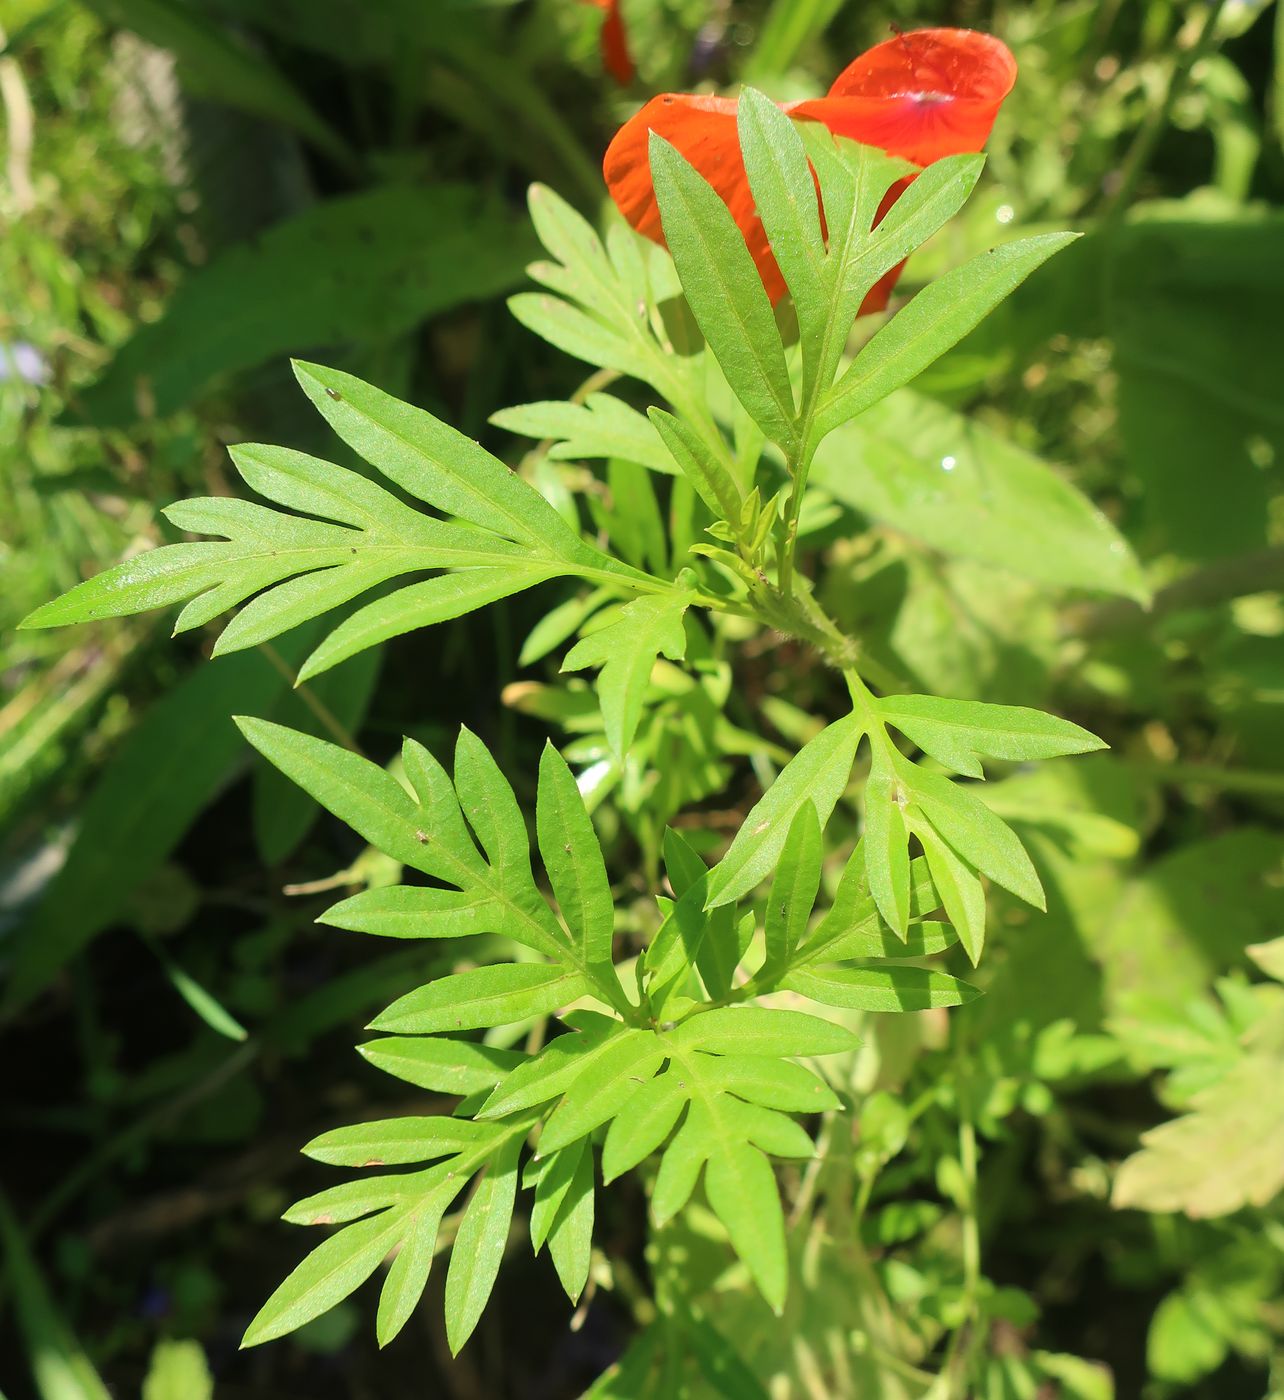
[444,1136,522,1354]
[491,395,676,476]
[879,696,1106,777]
[369,963,588,1034]
[816,234,1080,439]
[536,743,616,969]
[705,712,862,909]
[649,407,743,522]
[762,804,823,975]
[781,965,979,1012]
[736,88,825,331]
[562,592,692,758]
[649,133,798,449]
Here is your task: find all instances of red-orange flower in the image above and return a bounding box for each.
[581,0,634,86]
[603,28,1016,310]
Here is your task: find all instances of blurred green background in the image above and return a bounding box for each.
[2,1,1283,1396]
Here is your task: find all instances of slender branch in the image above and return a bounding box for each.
[256,642,365,755]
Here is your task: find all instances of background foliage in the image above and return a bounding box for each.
[2,0,1283,1396]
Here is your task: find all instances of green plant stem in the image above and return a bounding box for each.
[1128,760,1284,799]
[942,1052,983,1399]
[1100,1,1228,224]
[257,642,364,754]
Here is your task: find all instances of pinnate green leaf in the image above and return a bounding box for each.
[562,593,692,758]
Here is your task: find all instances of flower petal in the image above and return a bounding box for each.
[603,93,787,301]
[806,27,1016,166]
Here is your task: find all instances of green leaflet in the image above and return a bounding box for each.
[242,1208,411,1347]
[357,1038,524,1095]
[879,695,1106,778]
[369,964,588,1034]
[444,1135,522,1354]
[906,764,1045,911]
[649,132,798,450]
[546,1141,594,1303]
[649,406,744,523]
[761,804,823,975]
[703,1141,789,1313]
[669,1007,859,1058]
[302,1116,496,1168]
[376,1203,445,1347]
[705,712,862,909]
[562,592,692,758]
[781,965,979,1012]
[917,827,988,966]
[815,233,1080,441]
[537,743,617,970]
[862,747,913,938]
[491,394,677,475]
[736,88,826,334]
